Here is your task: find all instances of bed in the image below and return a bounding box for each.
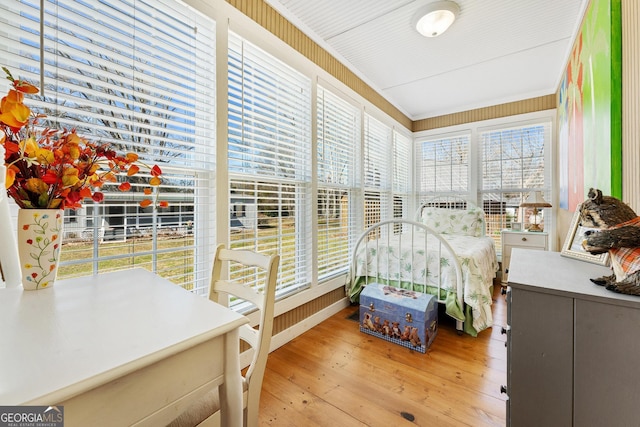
[348,200,499,336]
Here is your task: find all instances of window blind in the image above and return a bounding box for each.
[393,131,411,219]
[316,86,359,279]
[0,0,216,293]
[415,134,470,201]
[480,122,551,252]
[363,114,392,228]
[227,32,312,297]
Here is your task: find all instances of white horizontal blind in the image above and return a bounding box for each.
[316,86,360,279]
[0,0,216,293]
[415,135,470,203]
[480,122,551,251]
[393,131,412,220]
[363,114,392,229]
[228,32,312,297]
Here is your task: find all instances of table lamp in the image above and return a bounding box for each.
[520,191,552,232]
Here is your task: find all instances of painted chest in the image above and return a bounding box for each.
[359,283,438,353]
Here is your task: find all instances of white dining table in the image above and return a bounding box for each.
[0,268,249,426]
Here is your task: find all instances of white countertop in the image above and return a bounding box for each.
[0,268,248,405]
[508,248,640,308]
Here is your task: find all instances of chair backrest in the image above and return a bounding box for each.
[209,244,279,427]
[0,144,21,288]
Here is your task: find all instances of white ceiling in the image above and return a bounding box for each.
[266,0,589,121]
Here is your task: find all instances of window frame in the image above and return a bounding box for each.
[413,110,556,253]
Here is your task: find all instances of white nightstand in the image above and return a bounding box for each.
[501,230,548,283]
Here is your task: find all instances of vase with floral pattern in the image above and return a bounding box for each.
[17,209,63,290]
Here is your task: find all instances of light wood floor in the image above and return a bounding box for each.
[258,283,507,426]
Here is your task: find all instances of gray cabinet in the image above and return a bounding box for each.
[506,249,640,427]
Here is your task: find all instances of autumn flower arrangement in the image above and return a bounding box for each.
[0,67,167,210]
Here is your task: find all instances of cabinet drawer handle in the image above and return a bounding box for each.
[500,385,507,394]
[521,237,527,241]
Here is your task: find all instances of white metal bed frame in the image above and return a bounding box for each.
[350,195,486,334]
[350,219,465,333]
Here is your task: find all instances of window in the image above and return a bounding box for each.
[1,0,217,293]
[415,134,470,204]
[393,131,412,219]
[480,122,551,251]
[415,115,552,254]
[316,86,360,279]
[363,114,392,228]
[227,33,312,297]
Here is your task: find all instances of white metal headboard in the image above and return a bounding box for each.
[415,195,477,221]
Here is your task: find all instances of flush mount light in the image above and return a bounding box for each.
[412,0,460,37]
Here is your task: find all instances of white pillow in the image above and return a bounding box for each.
[421,206,485,237]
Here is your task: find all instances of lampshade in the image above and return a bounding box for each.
[520,191,552,208]
[413,1,460,38]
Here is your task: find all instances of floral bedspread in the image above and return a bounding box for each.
[349,232,499,335]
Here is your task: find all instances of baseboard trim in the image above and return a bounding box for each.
[238,297,350,368]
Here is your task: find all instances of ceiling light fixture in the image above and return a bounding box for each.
[413,1,460,38]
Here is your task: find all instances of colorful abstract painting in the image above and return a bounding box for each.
[558,0,621,211]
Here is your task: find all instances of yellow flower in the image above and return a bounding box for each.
[68,144,80,160]
[61,167,80,187]
[36,147,55,165]
[5,165,17,189]
[21,136,38,157]
[0,89,31,128]
[24,178,48,194]
[2,67,166,209]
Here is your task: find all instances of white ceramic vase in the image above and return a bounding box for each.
[17,209,63,290]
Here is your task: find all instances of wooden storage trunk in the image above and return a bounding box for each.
[359,283,437,353]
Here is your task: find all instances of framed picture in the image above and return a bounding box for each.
[561,205,610,266]
[558,0,622,211]
[511,222,522,231]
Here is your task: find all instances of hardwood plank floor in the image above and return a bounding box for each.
[259,283,507,426]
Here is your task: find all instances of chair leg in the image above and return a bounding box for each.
[245,405,258,427]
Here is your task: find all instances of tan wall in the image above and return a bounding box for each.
[226,0,557,134]
[224,0,640,328]
[225,0,412,130]
[413,95,556,132]
[622,0,640,213]
[228,1,636,219]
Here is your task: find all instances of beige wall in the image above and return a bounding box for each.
[622,0,640,213]
[229,1,640,251]
[225,0,412,130]
[413,95,556,131]
[217,0,639,339]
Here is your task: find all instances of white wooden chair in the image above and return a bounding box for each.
[167,244,280,427]
[0,144,21,288]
